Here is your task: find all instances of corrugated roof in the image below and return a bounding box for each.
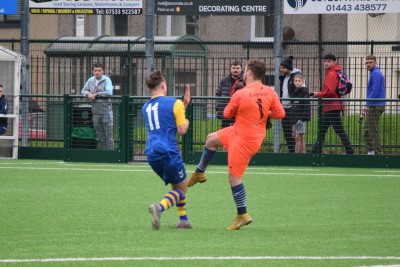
[44,35,207,57]
[0,45,21,60]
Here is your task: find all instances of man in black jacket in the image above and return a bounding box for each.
[0,84,8,135]
[215,60,244,128]
[279,56,303,153]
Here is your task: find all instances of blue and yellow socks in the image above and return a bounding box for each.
[159,189,183,212]
[176,195,188,221]
[158,189,189,221]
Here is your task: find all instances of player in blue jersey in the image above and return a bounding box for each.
[143,70,192,230]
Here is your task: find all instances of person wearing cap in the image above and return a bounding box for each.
[0,84,8,135]
[310,54,354,154]
[279,56,302,153]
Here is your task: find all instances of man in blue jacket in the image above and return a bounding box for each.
[364,55,385,155]
[0,84,8,135]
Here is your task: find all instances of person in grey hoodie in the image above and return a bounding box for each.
[81,63,114,150]
[279,56,303,153]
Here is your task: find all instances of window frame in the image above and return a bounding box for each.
[164,15,199,37]
[250,15,274,42]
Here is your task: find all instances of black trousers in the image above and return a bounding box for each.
[281,108,296,153]
[313,110,354,154]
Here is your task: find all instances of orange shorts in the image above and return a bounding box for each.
[217,126,262,178]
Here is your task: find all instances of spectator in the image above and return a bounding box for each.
[292,74,311,153]
[311,54,354,154]
[0,84,8,135]
[81,63,114,150]
[279,56,303,153]
[143,70,192,230]
[215,60,244,128]
[363,55,386,155]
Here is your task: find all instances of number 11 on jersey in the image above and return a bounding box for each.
[146,102,160,130]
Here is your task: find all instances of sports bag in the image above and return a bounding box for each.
[336,70,352,96]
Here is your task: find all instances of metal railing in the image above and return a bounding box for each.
[17,95,400,164]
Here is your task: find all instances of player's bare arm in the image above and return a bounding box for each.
[183,84,191,109]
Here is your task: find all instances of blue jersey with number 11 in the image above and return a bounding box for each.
[142,96,181,161]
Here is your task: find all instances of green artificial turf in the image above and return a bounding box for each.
[0,160,399,267]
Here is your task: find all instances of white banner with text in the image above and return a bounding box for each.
[284,0,400,14]
[29,0,143,15]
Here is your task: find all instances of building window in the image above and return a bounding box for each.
[251,1,274,40]
[186,15,199,36]
[114,15,128,36]
[0,15,20,28]
[167,15,199,36]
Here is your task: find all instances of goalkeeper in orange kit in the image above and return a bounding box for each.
[188,59,286,230]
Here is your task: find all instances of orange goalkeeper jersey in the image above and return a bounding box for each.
[223,82,285,143]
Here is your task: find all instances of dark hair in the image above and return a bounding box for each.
[0,84,3,88]
[231,60,242,68]
[92,63,104,70]
[280,56,294,71]
[323,54,337,61]
[246,59,267,81]
[366,55,376,61]
[146,69,165,90]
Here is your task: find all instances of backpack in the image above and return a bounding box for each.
[336,70,352,96]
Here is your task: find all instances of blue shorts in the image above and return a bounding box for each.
[148,155,187,185]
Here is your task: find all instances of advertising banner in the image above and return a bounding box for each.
[155,0,271,15]
[284,0,400,14]
[29,0,143,15]
[0,0,18,15]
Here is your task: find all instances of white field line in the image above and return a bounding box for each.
[1,161,399,172]
[1,256,400,263]
[0,166,398,178]
[1,166,400,177]
[0,162,320,171]
[1,161,398,172]
[0,161,66,165]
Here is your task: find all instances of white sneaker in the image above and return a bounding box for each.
[149,204,162,230]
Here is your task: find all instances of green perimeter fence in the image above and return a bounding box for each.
[0,39,399,98]
[8,94,400,168]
